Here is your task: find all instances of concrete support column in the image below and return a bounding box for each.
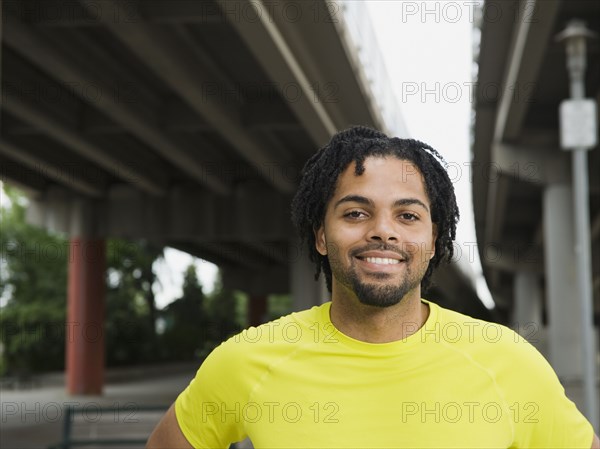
[66,237,106,395]
[543,183,583,381]
[512,271,544,353]
[290,237,328,311]
[65,199,106,395]
[512,271,542,328]
[248,295,268,326]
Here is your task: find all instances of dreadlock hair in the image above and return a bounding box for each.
[290,125,459,294]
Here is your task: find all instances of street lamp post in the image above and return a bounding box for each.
[556,19,598,428]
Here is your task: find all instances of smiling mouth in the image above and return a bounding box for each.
[356,256,405,266]
[359,257,401,265]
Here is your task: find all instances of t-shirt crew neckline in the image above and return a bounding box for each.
[320,299,438,354]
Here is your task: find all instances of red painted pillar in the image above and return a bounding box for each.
[248,295,268,327]
[65,238,106,395]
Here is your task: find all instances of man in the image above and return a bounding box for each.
[148,126,599,448]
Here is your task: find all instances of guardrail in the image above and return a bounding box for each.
[48,404,168,449]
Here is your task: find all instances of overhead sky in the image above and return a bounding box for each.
[156,0,494,309]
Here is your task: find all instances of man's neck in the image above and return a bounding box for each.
[329,290,429,343]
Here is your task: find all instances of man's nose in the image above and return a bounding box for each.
[366,213,399,242]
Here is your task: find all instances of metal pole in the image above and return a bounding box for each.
[557,19,598,429]
[573,136,598,429]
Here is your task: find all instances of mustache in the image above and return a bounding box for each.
[349,243,411,261]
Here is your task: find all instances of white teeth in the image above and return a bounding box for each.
[364,257,400,265]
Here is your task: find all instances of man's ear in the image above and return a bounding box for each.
[314,226,327,255]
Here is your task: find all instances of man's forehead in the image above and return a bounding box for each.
[327,155,430,207]
[336,156,424,183]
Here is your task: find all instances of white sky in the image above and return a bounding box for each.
[153,249,219,308]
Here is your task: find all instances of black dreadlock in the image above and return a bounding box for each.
[290,125,459,293]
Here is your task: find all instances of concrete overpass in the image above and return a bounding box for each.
[473,0,599,416]
[1,0,486,394]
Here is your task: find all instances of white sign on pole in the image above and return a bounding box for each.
[559,99,598,150]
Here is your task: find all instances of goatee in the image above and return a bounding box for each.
[329,243,427,308]
[348,268,419,308]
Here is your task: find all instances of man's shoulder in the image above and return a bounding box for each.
[429,301,541,356]
[430,301,554,379]
[220,302,330,351]
[196,303,330,385]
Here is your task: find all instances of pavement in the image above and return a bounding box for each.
[0,363,198,449]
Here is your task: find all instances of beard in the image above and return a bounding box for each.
[329,244,428,308]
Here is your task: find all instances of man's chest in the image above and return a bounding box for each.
[243,356,514,448]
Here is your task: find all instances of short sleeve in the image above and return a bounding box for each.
[504,335,594,449]
[175,338,248,448]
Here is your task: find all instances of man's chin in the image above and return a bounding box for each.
[356,297,401,308]
[353,283,407,308]
[333,266,421,308]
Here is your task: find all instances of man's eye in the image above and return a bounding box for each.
[400,213,418,221]
[345,211,365,219]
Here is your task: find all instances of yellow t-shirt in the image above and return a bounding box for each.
[175,300,593,448]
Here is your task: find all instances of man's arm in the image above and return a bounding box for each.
[146,403,193,449]
[591,433,600,449]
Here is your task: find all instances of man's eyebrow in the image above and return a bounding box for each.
[333,195,430,213]
[333,195,373,209]
[393,198,430,213]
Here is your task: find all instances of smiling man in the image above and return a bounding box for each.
[314,156,437,341]
[147,126,599,449]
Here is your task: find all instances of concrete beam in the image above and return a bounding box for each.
[0,159,47,195]
[0,138,104,197]
[592,211,600,242]
[214,0,337,146]
[243,241,289,265]
[3,93,166,196]
[78,0,295,193]
[241,101,301,131]
[491,143,549,184]
[165,186,292,242]
[3,20,230,195]
[10,1,226,27]
[169,240,290,277]
[484,172,510,245]
[472,106,496,226]
[493,0,561,142]
[222,264,290,296]
[484,141,570,247]
[25,188,107,236]
[267,0,395,135]
[190,241,278,270]
[24,184,292,242]
[105,185,167,241]
[480,242,544,275]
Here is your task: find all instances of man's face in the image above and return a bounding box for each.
[315,156,437,307]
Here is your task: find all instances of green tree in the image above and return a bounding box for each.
[203,273,245,352]
[105,239,163,365]
[268,294,292,321]
[161,264,209,360]
[0,185,68,375]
